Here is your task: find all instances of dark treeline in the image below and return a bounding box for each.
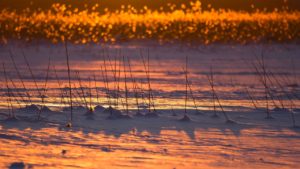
[0,0,299,12]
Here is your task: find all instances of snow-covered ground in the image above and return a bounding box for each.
[0,41,299,110]
[0,41,300,168]
[1,107,300,169]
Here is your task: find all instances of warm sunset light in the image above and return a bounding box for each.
[0,1,300,44]
[0,1,299,169]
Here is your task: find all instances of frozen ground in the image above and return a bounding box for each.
[0,107,300,169]
[0,41,300,168]
[0,41,299,110]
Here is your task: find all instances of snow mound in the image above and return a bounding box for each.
[264,115,275,120]
[144,112,159,118]
[41,106,53,112]
[225,119,237,124]
[63,106,86,112]
[5,116,19,122]
[272,107,290,112]
[105,107,132,119]
[211,113,220,118]
[179,114,191,122]
[293,108,300,113]
[134,111,145,117]
[194,111,205,115]
[84,108,95,120]
[94,105,105,112]
[102,106,115,114]
[84,108,94,115]
[18,104,40,112]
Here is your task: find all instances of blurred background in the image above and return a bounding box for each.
[1,0,299,12]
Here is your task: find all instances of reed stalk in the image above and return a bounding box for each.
[64,41,73,122]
